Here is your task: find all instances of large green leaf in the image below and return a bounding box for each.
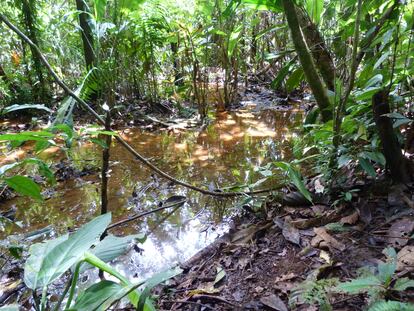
[358,157,376,177]
[24,213,111,289]
[0,132,53,142]
[286,67,304,93]
[271,58,297,90]
[4,175,42,200]
[71,280,143,311]
[0,159,55,185]
[24,234,69,289]
[305,0,324,24]
[1,104,51,115]
[79,234,146,273]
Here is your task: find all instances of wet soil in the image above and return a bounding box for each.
[155,181,414,310]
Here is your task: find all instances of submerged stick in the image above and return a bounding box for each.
[0,14,281,198]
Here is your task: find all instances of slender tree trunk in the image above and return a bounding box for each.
[101,111,111,215]
[75,0,96,69]
[20,0,46,99]
[171,41,183,86]
[0,64,9,83]
[282,0,332,122]
[296,7,335,91]
[373,90,410,183]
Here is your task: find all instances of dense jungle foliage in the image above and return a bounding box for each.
[0,0,414,310]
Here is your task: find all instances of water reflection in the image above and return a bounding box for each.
[0,107,302,279]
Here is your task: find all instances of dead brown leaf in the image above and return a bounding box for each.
[282,217,301,245]
[311,227,346,251]
[340,211,359,225]
[230,222,272,246]
[387,218,414,248]
[260,294,288,311]
[397,245,414,271]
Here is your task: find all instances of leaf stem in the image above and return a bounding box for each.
[65,261,81,309]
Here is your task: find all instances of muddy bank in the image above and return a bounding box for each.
[155,181,414,310]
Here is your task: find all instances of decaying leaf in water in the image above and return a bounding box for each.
[387,218,414,249]
[311,227,345,251]
[397,245,414,271]
[260,294,288,311]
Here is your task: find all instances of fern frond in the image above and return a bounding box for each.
[336,276,382,294]
[368,300,414,311]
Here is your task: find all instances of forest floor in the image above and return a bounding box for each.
[155,180,414,311]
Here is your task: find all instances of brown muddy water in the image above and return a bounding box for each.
[0,104,302,283]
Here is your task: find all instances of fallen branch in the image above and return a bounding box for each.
[0,14,281,198]
[107,199,187,230]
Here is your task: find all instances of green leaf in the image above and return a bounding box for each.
[0,162,21,176]
[240,0,283,12]
[271,58,296,90]
[94,0,107,21]
[305,0,324,24]
[24,234,69,289]
[227,25,243,58]
[1,104,51,115]
[0,159,55,185]
[24,213,111,289]
[393,278,414,291]
[361,151,386,166]
[136,266,183,311]
[374,52,390,70]
[354,87,382,101]
[0,132,53,142]
[0,305,19,311]
[274,161,313,203]
[72,280,128,311]
[5,176,42,200]
[358,157,376,177]
[286,67,304,93]
[336,276,382,294]
[79,234,146,273]
[364,74,383,88]
[368,300,414,311]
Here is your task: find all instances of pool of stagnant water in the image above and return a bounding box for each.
[0,104,303,284]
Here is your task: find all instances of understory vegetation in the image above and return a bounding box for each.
[0,0,414,310]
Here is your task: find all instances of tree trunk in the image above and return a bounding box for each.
[296,7,335,91]
[282,0,332,122]
[372,90,410,183]
[171,41,183,86]
[0,63,8,83]
[76,0,96,69]
[21,0,46,99]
